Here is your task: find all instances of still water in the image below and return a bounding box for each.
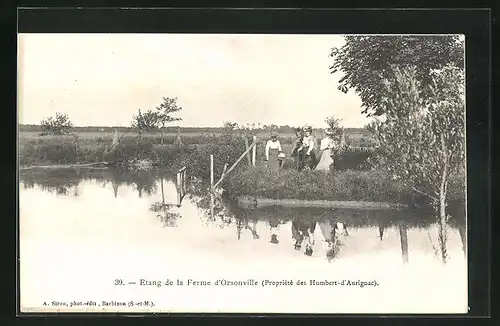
[19,168,468,314]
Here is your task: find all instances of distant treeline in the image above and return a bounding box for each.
[19,124,371,136]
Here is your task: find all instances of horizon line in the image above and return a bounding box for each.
[19,123,369,130]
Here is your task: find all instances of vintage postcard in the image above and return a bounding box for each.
[18,33,467,314]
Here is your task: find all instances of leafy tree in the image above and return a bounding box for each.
[40,112,73,135]
[367,65,465,263]
[330,35,464,116]
[325,116,345,145]
[155,97,183,144]
[221,121,239,136]
[131,109,161,136]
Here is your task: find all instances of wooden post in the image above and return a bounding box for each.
[212,139,258,189]
[252,136,257,166]
[176,172,181,206]
[210,154,214,220]
[244,136,251,167]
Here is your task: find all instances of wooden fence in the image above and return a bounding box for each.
[176,166,187,206]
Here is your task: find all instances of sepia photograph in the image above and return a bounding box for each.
[18,33,467,314]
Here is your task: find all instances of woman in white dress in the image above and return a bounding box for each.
[316,129,336,171]
[318,216,349,261]
[264,131,283,171]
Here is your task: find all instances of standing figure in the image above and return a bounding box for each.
[268,215,283,244]
[236,217,260,240]
[318,217,349,261]
[291,218,317,256]
[299,126,317,170]
[291,127,305,171]
[265,131,283,172]
[316,129,336,171]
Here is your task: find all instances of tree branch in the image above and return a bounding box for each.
[411,186,438,202]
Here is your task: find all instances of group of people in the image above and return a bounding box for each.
[264,125,343,172]
[237,215,349,259]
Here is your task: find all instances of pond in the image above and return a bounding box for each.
[19,168,468,314]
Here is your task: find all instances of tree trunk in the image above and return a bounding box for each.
[438,186,448,264]
[160,176,165,204]
[136,132,142,157]
[398,223,409,263]
[160,127,164,145]
[438,134,450,263]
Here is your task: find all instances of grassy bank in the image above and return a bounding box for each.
[223,167,408,203]
[222,165,466,206]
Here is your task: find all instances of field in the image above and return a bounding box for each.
[19,129,376,150]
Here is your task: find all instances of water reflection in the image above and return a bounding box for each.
[19,168,466,264]
[149,176,181,228]
[20,167,162,198]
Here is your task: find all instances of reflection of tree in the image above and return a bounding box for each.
[98,168,160,198]
[428,220,449,264]
[19,169,81,196]
[19,167,165,199]
[398,222,409,263]
[133,171,158,198]
[458,222,466,257]
[448,200,466,257]
[437,219,449,263]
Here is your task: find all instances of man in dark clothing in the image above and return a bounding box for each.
[291,128,305,171]
[291,218,317,256]
[301,126,318,170]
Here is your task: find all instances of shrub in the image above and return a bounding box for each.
[331,146,379,171]
[172,134,247,182]
[19,139,79,165]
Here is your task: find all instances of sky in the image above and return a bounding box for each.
[17,33,370,128]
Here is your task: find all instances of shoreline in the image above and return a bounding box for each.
[236,196,408,210]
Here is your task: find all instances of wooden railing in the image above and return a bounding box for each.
[176,166,187,206]
[208,137,258,219]
[212,137,258,189]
